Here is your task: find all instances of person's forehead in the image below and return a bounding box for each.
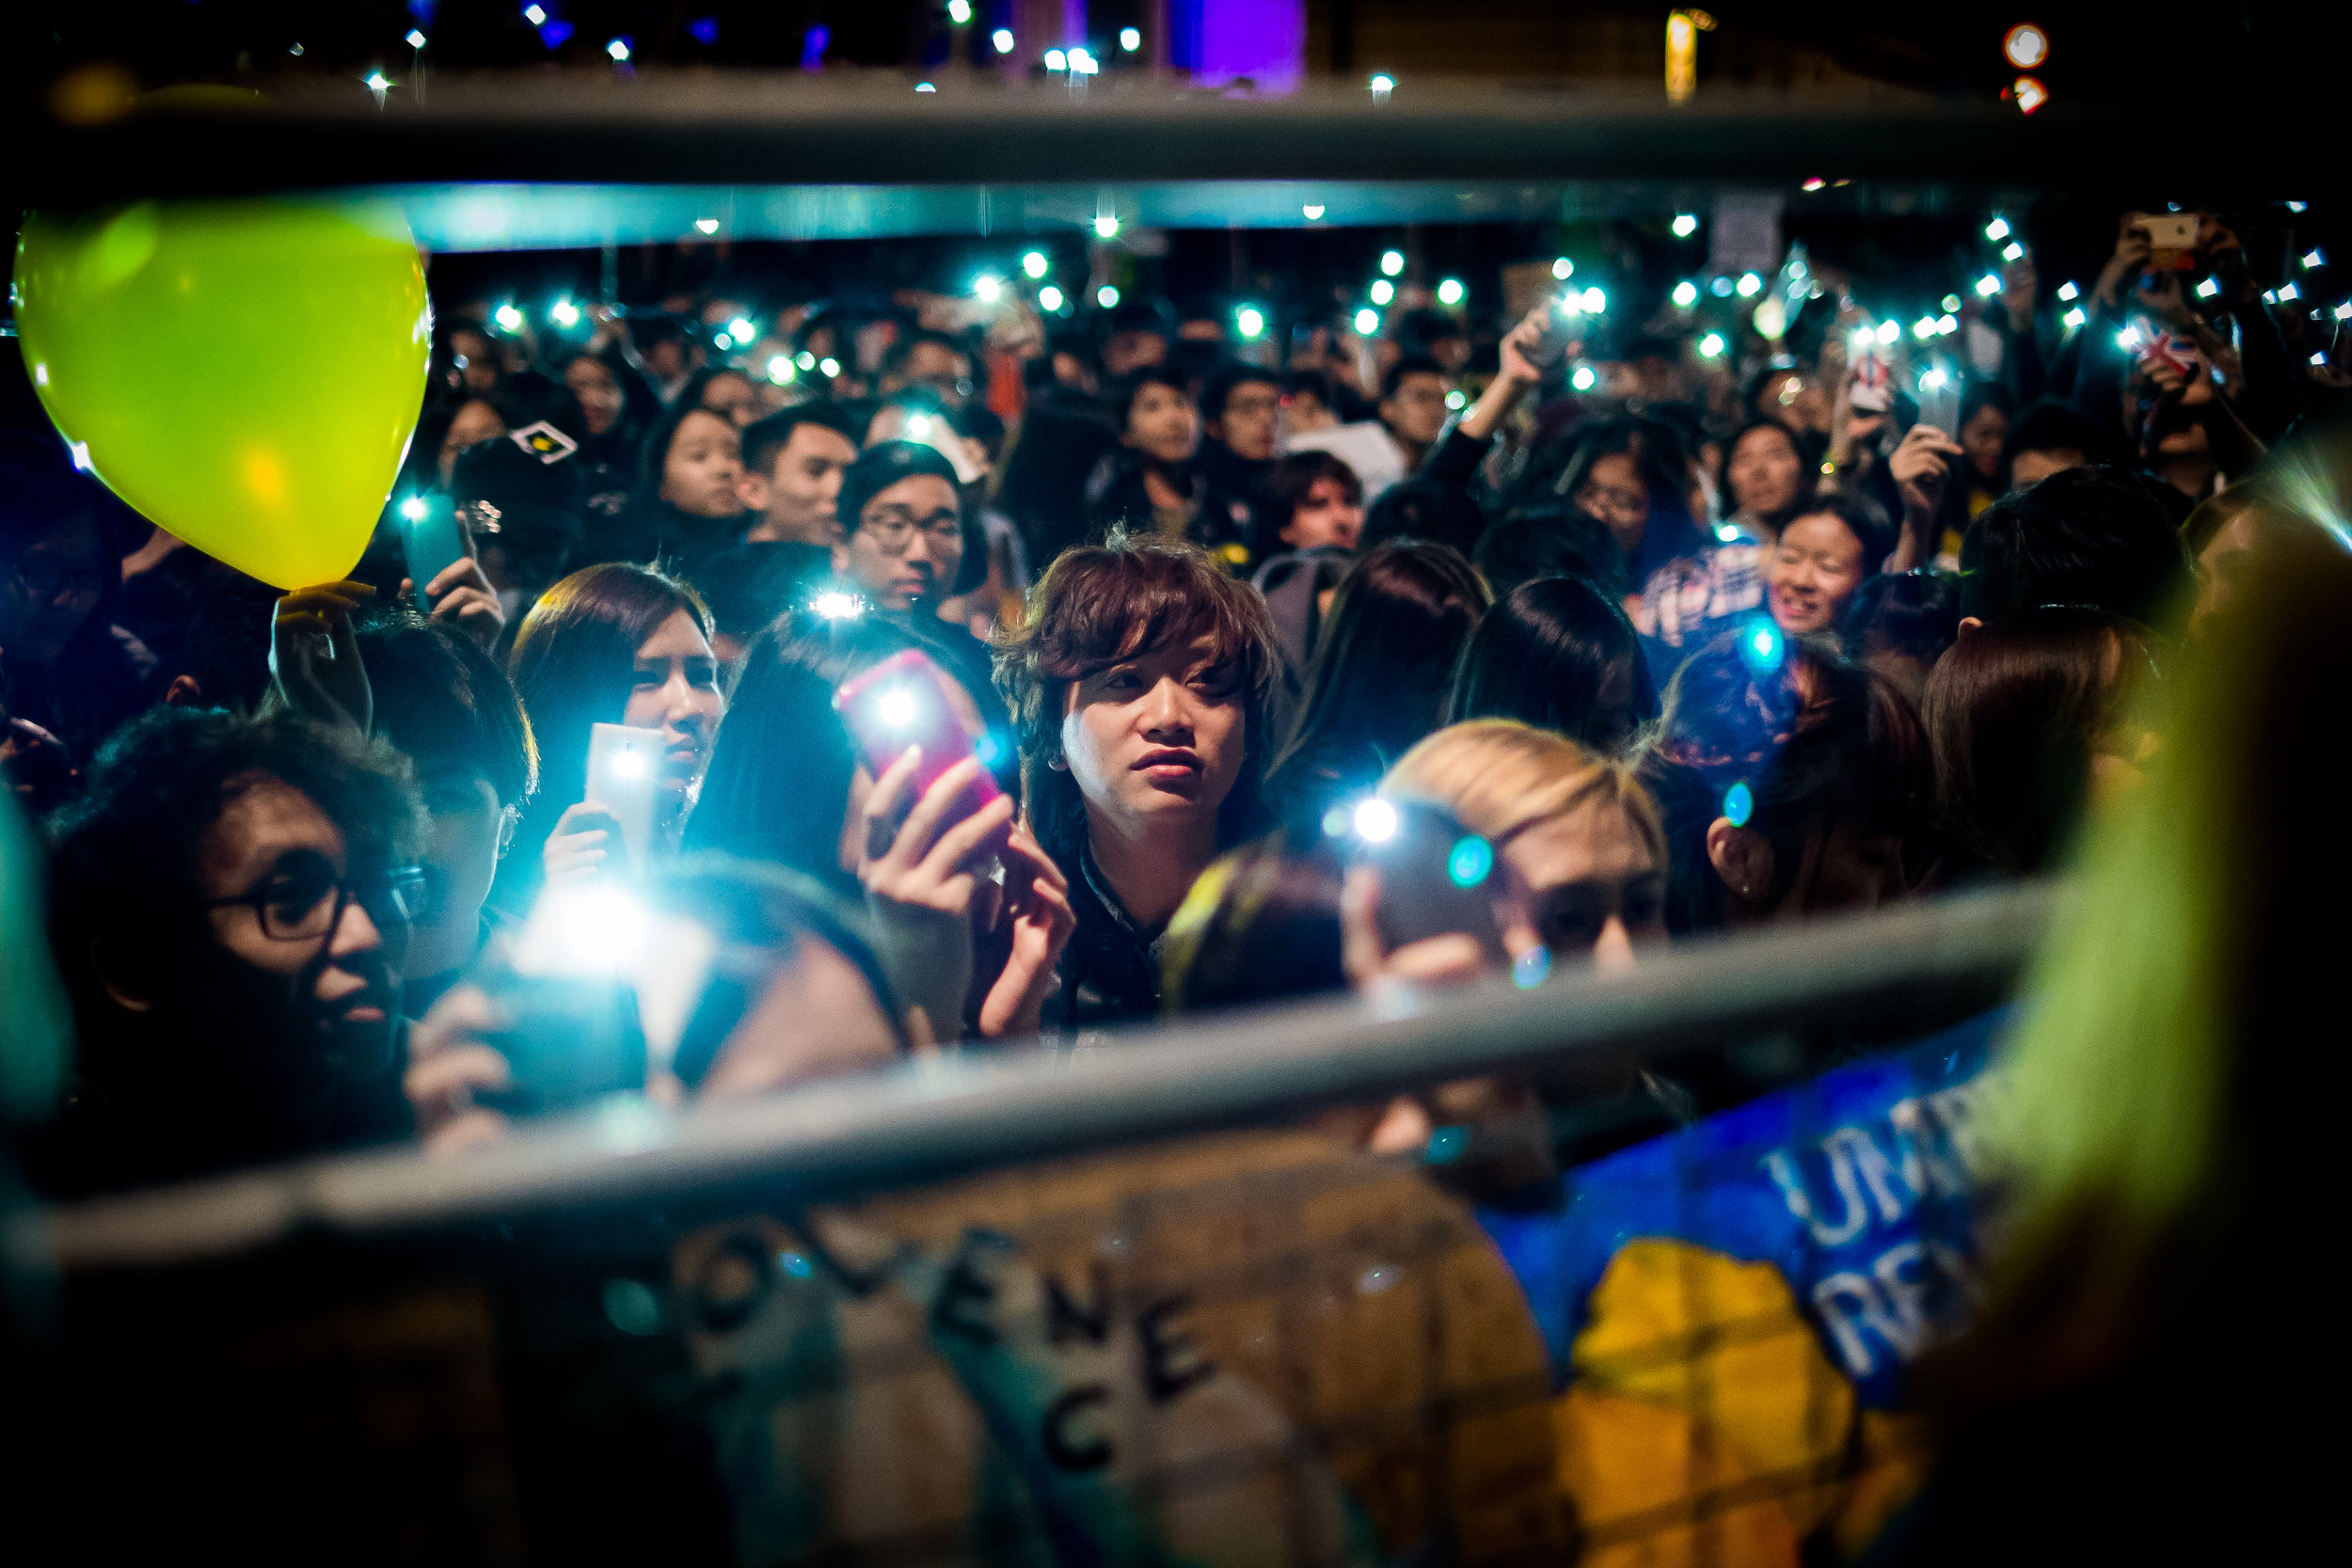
[1225,380,1280,406]
[1783,513,1860,552]
[636,607,713,660]
[199,773,345,892]
[677,410,739,446]
[1503,799,1654,892]
[866,472,959,513]
[785,422,857,462]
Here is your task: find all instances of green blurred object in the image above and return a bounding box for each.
[0,789,69,1124]
[12,198,430,590]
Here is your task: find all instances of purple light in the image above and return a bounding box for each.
[688,16,717,45]
[1172,0,1304,93]
[536,19,573,49]
[800,24,829,71]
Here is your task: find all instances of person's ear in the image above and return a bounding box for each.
[736,466,771,514]
[1956,615,1982,639]
[164,673,204,707]
[1705,818,1774,911]
[89,937,155,1015]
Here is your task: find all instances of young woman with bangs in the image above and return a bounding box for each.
[995,532,1280,1027]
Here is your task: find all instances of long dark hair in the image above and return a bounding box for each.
[1637,632,1930,933]
[1529,417,1702,563]
[551,342,662,462]
[1265,541,1490,817]
[1448,575,1658,755]
[1716,418,1817,535]
[995,533,1278,869]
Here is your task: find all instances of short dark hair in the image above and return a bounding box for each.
[1362,480,1486,557]
[1785,490,1899,578]
[836,440,963,537]
[1380,354,1449,403]
[882,328,969,383]
[1959,464,2193,628]
[1449,575,1658,754]
[1844,569,1963,667]
[1106,367,1193,434]
[1999,398,2115,484]
[1201,361,1282,423]
[358,611,539,809]
[1259,451,1363,557]
[995,534,1278,863]
[1473,506,1630,601]
[741,403,862,479]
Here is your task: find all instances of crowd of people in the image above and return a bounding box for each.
[0,200,2339,1195]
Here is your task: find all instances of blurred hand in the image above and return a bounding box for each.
[544,800,620,883]
[401,557,505,652]
[405,982,514,1155]
[1497,306,1551,386]
[0,715,76,812]
[977,820,1075,1039]
[270,579,374,735]
[2001,253,2039,331]
[1338,865,1491,994]
[858,748,1017,1043]
[1889,422,1964,525]
[2096,213,2153,307]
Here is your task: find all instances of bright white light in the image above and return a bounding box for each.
[1043,48,1066,70]
[1850,326,1878,353]
[2336,302,2352,322]
[726,317,755,342]
[1672,281,1698,308]
[2001,242,2025,262]
[1380,249,1405,277]
[1070,48,1098,74]
[399,496,429,522]
[1985,216,2010,242]
[712,333,733,351]
[915,82,936,92]
[947,0,973,22]
[1920,367,1948,390]
[2312,353,2328,367]
[1120,26,1141,50]
[1581,286,1606,313]
[878,689,918,728]
[810,591,864,620]
[610,745,648,780]
[1038,284,1065,311]
[524,4,546,22]
[2063,307,2087,329]
[1354,308,1380,336]
[1022,251,1049,279]
[1976,274,2002,297]
[2057,280,2080,301]
[494,302,525,332]
[1436,277,1465,306]
[1098,285,1120,308]
[1094,214,1119,239]
[1369,279,1395,306]
[694,217,719,234]
[1672,214,1698,238]
[1570,364,1597,391]
[767,355,794,384]
[1352,799,1398,843]
[1698,332,1725,357]
[1937,314,1959,335]
[542,887,650,974]
[365,71,390,92]
[2118,326,2141,350]
[1552,257,1573,280]
[992,28,1015,52]
[1302,204,1326,221]
[2196,277,2219,298]
[2280,282,2302,302]
[1236,306,1265,340]
[2289,200,2309,214]
[1710,276,1734,297]
[406,28,427,48]
[1942,293,1963,311]
[1875,319,1899,345]
[1737,272,1761,297]
[549,298,580,328]
[973,275,1002,303]
[2304,249,2325,269]
[1368,73,1394,94]
[607,38,630,60]
[1914,316,1939,340]
[796,351,815,369]
[2002,24,2047,70]
[1444,388,1466,410]
[818,356,841,377]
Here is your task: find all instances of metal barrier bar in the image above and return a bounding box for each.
[28,882,2052,1271]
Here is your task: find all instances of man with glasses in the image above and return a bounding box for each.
[35,705,429,1194]
[829,441,968,614]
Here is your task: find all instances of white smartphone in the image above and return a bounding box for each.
[584,722,664,873]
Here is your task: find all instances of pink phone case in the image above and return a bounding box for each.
[832,649,1006,837]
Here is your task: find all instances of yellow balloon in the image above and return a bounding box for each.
[13,198,429,590]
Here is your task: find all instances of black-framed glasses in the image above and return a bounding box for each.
[204,863,432,942]
[859,510,963,553]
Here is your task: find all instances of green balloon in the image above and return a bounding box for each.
[13,198,429,589]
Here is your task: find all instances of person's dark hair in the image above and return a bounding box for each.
[1472,506,1630,601]
[1361,480,1486,557]
[357,610,539,810]
[995,533,1279,865]
[997,390,1122,569]
[1716,419,1817,531]
[1922,605,2153,878]
[170,581,280,713]
[632,396,740,502]
[1530,417,1703,560]
[1391,310,1467,359]
[1266,542,1490,818]
[882,328,969,385]
[835,440,963,538]
[1844,569,1963,668]
[1449,576,1659,755]
[1106,366,1193,435]
[1257,451,1363,557]
[1201,361,1281,425]
[1101,299,1173,345]
[1959,464,2193,628]
[1785,489,1899,578]
[506,563,712,865]
[1379,353,1448,404]
[1998,398,2118,485]
[1281,368,1339,411]
[1158,838,1345,1014]
[450,434,587,591]
[1638,633,1931,933]
[1960,379,2016,433]
[691,541,834,649]
[489,370,591,450]
[740,403,862,480]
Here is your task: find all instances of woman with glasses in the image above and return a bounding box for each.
[34,706,428,1194]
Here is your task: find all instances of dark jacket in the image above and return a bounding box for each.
[1043,841,1165,1035]
[1082,449,1250,559]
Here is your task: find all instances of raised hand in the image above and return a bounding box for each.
[269,578,374,735]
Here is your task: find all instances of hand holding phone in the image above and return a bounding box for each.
[834,650,1004,838]
[584,722,664,875]
[400,495,474,613]
[1339,797,1510,967]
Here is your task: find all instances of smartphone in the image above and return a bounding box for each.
[401,496,473,611]
[1526,295,1580,369]
[477,968,647,1117]
[833,649,1005,847]
[1340,797,1510,964]
[585,722,664,874]
[2135,212,2199,272]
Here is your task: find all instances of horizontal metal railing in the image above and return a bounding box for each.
[25,882,2053,1272]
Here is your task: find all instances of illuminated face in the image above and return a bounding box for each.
[1768,511,1868,636]
[743,421,860,546]
[833,474,964,610]
[564,356,626,436]
[438,397,507,485]
[700,372,760,428]
[1281,477,1365,552]
[1574,451,1651,551]
[1727,425,1804,520]
[1124,382,1200,466]
[1960,403,2010,482]
[660,409,746,518]
[1492,800,1666,976]
[624,609,724,803]
[1059,634,1247,841]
